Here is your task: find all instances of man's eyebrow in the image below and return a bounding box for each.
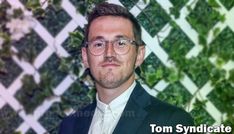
[89,36,104,41]
[115,35,129,39]
[89,35,131,41]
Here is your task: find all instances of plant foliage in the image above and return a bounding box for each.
[0,0,233,133]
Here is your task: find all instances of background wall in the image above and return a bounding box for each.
[0,0,233,133]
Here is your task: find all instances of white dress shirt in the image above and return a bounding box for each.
[88,81,136,134]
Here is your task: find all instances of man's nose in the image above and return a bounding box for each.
[104,43,116,57]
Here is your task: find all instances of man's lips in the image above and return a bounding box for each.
[101,63,120,67]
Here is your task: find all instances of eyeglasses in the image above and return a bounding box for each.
[85,38,138,55]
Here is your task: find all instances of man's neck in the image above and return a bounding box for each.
[95,77,135,104]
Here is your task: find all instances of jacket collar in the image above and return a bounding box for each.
[74,101,96,134]
[78,82,151,134]
[113,82,151,134]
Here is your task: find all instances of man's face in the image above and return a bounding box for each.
[82,16,145,89]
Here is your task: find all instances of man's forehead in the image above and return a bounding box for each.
[89,35,132,41]
[88,16,134,40]
[89,16,133,29]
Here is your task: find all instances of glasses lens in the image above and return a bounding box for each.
[87,38,134,55]
[113,39,130,54]
[89,40,105,55]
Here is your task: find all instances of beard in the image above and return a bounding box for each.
[89,55,137,89]
[94,68,134,89]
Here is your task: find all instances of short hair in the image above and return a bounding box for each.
[84,2,143,46]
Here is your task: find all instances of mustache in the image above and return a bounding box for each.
[102,56,121,64]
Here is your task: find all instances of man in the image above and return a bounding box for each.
[59,2,194,134]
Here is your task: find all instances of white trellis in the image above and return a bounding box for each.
[0,0,233,133]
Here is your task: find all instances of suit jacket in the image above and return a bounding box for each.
[59,82,194,134]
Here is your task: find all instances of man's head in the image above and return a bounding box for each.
[82,2,145,90]
[84,2,143,46]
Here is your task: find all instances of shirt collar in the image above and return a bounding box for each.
[96,81,136,114]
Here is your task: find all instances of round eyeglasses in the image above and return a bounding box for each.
[85,38,138,55]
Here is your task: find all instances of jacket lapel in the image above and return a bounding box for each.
[74,101,96,134]
[113,82,151,134]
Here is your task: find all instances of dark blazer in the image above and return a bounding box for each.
[59,82,194,134]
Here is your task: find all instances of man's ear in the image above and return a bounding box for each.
[135,45,145,68]
[82,47,89,68]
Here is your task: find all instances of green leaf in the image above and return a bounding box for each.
[143,0,148,4]
[0,58,7,74]
[198,35,207,45]
[69,31,84,48]
[33,8,45,18]
[213,27,220,37]
[49,0,62,11]
[21,75,38,90]
[186,5,192,12]
[208,0,220,8]
[17,44,37,64]
[210,68,226,85]
[13,8,23,18]
[58,57,72,73]
[156,67,163,79]
[193,99,207,109]
[229,69,234,83]
[40,71,53,92]
[167,72,179,83]
[215,57,225,67]
[25,0,41,9]
[169,20,179,29]
[76,1,88,15]
[169,7,180,19]
[219,14,226,22]
[50,0,61,6]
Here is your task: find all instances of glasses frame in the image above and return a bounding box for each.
[85,38,138,56]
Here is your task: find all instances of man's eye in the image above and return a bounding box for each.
[93,41,104,48]
[117,40,127,47]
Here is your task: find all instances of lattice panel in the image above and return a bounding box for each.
[0,0,233,133]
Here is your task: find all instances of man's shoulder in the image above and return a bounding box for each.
[59,102,95,127]
[146,95,194,125]
[58,102,95,133]
[134,83,188,114]
[63,102,96,121]
[148,95,182,113]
